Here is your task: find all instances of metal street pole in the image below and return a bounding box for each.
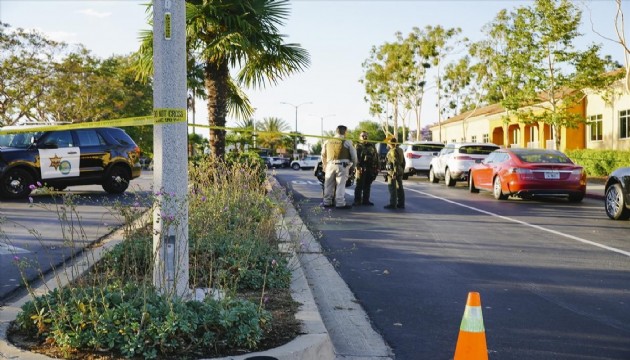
[152,0,189,299]
[281,101,312,159]
[319,114,335,137]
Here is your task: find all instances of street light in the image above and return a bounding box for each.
[311,113,335,137]
[281,101,312,159]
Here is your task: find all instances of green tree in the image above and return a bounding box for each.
[0,23,63,125]
[256,117,291,154]
[509,0,621,149]
[134,0,310,159]
[361,39,415,141]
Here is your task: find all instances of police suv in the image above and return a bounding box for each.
[0,125,142,199]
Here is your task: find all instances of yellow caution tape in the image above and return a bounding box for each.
[1,112,391,144]
[153,108,186,124]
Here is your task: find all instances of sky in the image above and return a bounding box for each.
[1,0,629,147]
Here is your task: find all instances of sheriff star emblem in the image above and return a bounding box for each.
[49,154,62,170]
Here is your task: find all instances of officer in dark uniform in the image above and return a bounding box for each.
[353,131,380,206]
[384,137,405,209]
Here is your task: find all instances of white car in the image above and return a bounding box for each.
[291,155,321,170]
[403,141,445,179]
[429,142,499,186]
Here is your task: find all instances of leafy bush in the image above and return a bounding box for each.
[12,155,294,359]
[15,283,270,359]
[565,149,630,176]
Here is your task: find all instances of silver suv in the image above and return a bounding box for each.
[403,141,444,179]
[429,142,499,186]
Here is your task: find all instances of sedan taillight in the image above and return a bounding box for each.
[510,167,534,180]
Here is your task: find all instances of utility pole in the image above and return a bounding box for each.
[281,101,312,159]
[152,0,189,299]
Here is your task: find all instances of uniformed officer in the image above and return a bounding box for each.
[384,137,405,209]
[321,125,358,209]
[353,131,380,206]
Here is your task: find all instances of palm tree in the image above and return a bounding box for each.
[134,0,310,158]
[257,117,291,154]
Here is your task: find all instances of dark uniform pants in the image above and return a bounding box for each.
[354,170,373,204]
[387,175,404,207]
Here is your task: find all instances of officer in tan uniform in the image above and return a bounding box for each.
[321,125,358,209]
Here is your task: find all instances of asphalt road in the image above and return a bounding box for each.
[0,172,154,302]
[274,168,630,360]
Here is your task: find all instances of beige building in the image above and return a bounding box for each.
[429,79,630,152]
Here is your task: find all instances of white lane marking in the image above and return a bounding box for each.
[407,188,630,258]
[0,243,30,255]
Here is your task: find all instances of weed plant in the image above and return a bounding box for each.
[9,153,296,359]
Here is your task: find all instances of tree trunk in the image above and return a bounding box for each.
[205,60,230,158]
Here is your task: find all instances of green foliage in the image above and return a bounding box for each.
[134,0,310,158]
[565,149,630,176]
[13,156,291,358]
[15,284,270,359]
[0,22,153,126]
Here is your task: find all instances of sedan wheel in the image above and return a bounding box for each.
[493,176,508,200]
[429,168,439,183]
[469,174,479,193]
[0,168,34,199]
[605,183,630,220]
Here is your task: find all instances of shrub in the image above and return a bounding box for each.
[565,149,630,176]
[12,155,293,359]
[15,283,271,359]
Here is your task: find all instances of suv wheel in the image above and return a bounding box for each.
[102,166,131,194]
[445,169,456,187]
[292,163,301,170]
[0,168,34,199]
[429,168,439,183]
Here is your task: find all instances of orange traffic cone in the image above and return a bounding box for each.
[454,292,488,360]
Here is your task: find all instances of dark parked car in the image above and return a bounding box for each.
[605,167,630,220]
[0,126,142,199]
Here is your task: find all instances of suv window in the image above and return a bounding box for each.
[77,129,106,146]
[458,145,497,155]
[108,128,135,146]
[41,130,74,148]
[411,144,443,152]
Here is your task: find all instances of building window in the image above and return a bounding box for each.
[621,109,630,139]
[471,135,477,143]
[483,134,489,143]
[588,114,603,141]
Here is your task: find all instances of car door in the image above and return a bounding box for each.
[475,152,497,189]
[37,130,80,180]
[75,129,109,179]
[436,146,452,177]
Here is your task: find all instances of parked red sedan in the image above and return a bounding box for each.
[469,148,586,202]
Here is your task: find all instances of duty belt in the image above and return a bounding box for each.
[331,160,349,165]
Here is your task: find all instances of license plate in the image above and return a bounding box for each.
[544,170,560,179]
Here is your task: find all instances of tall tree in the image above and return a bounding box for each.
[511,0,620,149]
[0,23,62,126]
[256,116,291,154]
[422,25,467,142]
[135,0,310,158]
